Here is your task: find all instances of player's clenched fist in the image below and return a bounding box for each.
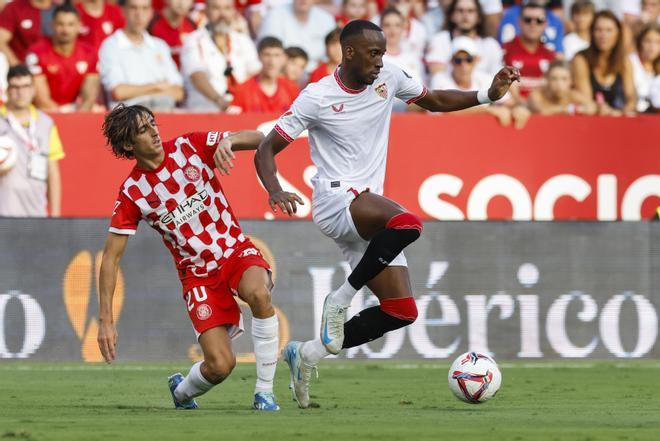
[488,66,521,101]
[97,320,118,364]
[268,190,304,216]
[214,138,236,175]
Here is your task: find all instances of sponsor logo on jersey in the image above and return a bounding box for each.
[159,188,209,226]
[184,164,201,181]
[239,247,260,258]
[401,69,412,79]
[20,19,33,29]
[196,304,212,320]
[375,82,388,99]
[331,103,344,113]
[206,131,219,146]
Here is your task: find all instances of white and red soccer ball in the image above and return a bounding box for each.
[448,352,502,404]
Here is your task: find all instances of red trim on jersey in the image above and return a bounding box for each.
[334,68,367,94]
[274,124,294,143]
[406,86,428,104]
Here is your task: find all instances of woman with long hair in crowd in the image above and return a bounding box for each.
[630,24,660,113]
[572,10,636,116]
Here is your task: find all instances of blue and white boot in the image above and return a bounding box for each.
[168,373,199,410]
[253,392,280,411]
[320,293,348,354]
[282,341,316,408]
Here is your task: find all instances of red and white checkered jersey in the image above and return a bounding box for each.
[109,131,247,284]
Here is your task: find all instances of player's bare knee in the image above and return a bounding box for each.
[243,283,273,312]
[204,353,236,383]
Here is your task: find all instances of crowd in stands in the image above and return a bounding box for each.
[0,0,657,120]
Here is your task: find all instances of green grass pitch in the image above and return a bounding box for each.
[1,360,659,441]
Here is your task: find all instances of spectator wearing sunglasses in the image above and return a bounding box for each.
[503,1,556,101]
[431,36,530,127]
[426,0,503,77]
[499,0,564,53]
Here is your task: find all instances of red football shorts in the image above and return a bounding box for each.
[182,241,271,340]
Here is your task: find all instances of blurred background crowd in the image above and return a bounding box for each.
[0,0,657,121]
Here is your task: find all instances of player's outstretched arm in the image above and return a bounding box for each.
[254,130,304,216]
[97,232,129,364]
[416,66,520,113]
[212,130,265,176]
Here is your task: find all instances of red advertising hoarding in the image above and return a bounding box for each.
[53,113,659,220]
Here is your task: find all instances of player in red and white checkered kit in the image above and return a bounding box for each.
[97,104,281,411]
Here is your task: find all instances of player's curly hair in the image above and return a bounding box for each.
[102,103,154,160]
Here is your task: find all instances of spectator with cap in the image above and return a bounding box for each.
[0,0,56,65]
[99,0,183,111]
[527,59,597,114]
[563,0,594,60]
[228,36,299,112]
[630,24,659,112]
[259,0,336,70]
[572,10,636,115]
[0,65,64,217]
[503,1,557,101]
[26,3,101,112]
[149,0,197,67]
[309,28,341,83]
[180,0,261,110]
[76,0,126,52]
[499,0,564,53]
[432,36,530,127]
[283,46,309,85]
[426,0,503,77]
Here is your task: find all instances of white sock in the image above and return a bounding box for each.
[252,315,279,394]
[301,339,331,365]
[329,280,357,306]
[174,361,213,402]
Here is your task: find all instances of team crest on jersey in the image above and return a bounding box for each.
[102,21,114,35]
[196,304,212,320]
[375,83,388,99]
[184,165,201,181]
[76,61,88,75]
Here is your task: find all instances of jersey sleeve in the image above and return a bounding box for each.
[109,191,141,235]
[0,3,17,34]
[186,131,230,167]
[392,65,427,104]
[273,87,320,143]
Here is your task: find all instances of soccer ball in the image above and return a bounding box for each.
[448,352,502,404]
[0,138,17,176]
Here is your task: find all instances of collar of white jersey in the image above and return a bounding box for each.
[115,29,160,49]
[334,67,367,94]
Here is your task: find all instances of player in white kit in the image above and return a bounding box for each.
[254,20,519,408]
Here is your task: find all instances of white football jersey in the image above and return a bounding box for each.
[275,62,426,196]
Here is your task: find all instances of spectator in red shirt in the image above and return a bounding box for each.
[503,1,556,101]
[76,0,126,52]
[229,37,299,113]
[0,0,55,64]
[149,0,197,67]
[26,3,100,112]
[283,46,308,86]
[308,28,341,83]
[336,0,368,27]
